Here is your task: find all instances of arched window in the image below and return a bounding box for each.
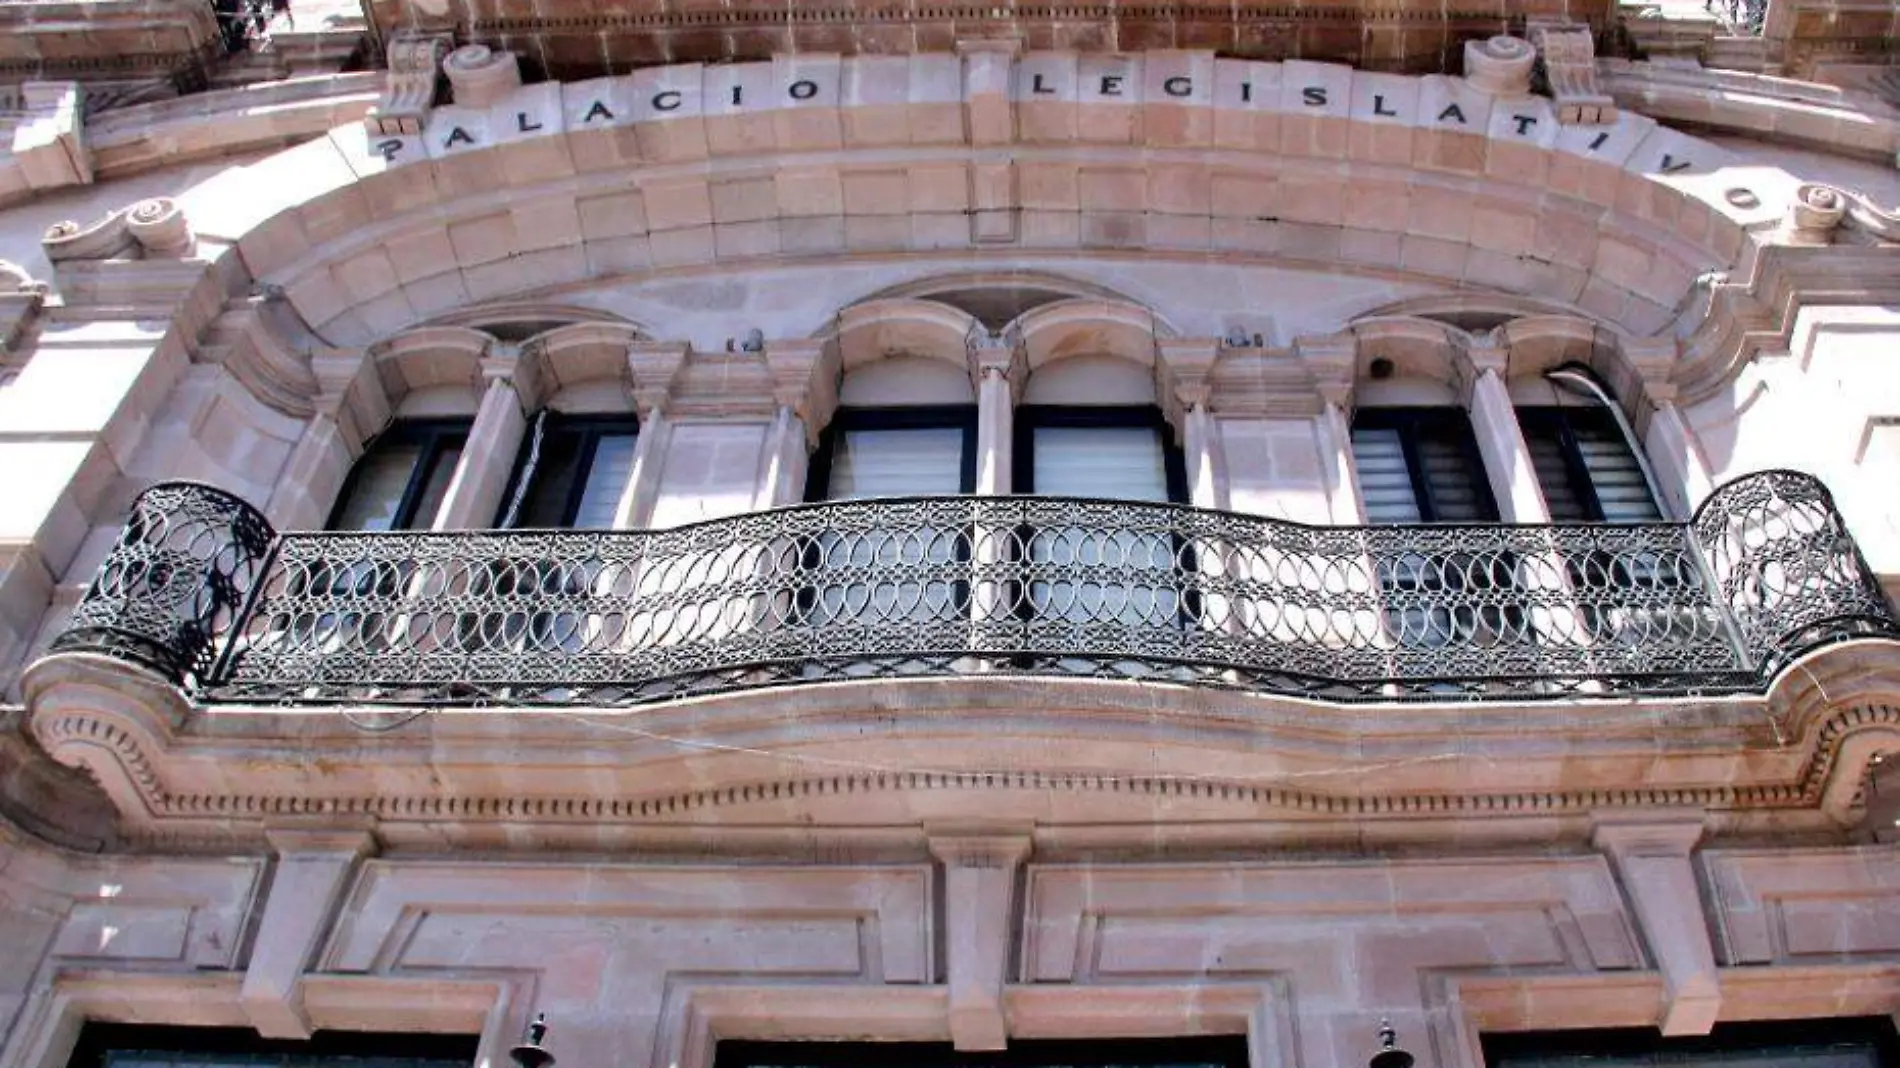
[806,354,978,502]
[499,412,642,529]
[327,419,470,531]
[1015,354,1186,504]
[1513,365,1663,522]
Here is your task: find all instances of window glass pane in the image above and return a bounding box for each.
[572,432,639,529]
[332,442,423,531]
[408,442,463,530]
[513,429,584,528]
[1032,425,1168,502]
[1518,408,1661,523]
[1351,426,1421,524]
[826,427,966,500]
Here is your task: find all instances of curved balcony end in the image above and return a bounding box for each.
[1692,469,1900,679]
[50,481,277,691]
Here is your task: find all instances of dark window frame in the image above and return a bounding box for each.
[715,1036,1251,1068]
[66,1023,478,1068]
[804,404,981,502]
[1013,404,1189,504]
[1516,404,1657,523]
[1483,1017,1900,1068]
[325,418,472,532]
[497,410,643,529]
[1351,406,1499,524]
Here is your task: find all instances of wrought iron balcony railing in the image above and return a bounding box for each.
[47,471,1900,706]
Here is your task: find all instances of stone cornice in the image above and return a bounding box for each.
[17,638,1900,853]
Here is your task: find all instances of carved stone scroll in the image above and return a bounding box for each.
[366,33,450,136]
[1529,21,1618,124]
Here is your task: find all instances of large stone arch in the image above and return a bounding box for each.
[116,49,1826,433]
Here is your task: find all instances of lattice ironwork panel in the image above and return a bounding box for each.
[47,471,1900,706]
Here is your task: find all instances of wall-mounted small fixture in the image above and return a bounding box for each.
[510,1013,556,1068]
[1369,1020,1415,1068]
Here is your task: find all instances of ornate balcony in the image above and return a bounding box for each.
[47,471,1900,707]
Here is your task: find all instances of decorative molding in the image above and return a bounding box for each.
[367,34,449,136]
[1528,21,1617,124]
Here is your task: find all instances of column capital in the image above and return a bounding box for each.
[926,824,1034,869]
[1294,332,1357,405]
[761,337,829,416]
[628,340,689,414]
[1157,336,1221,412]
[1591,809,1708,857]
[480,341,546,412]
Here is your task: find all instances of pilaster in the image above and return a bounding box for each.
[240,824,380,1038]
[1592,811,1722,1036]
[433,347,541,530]
[1464,346,1550,523]
[927,826,1033,1051]
[615,341,689,529]
[974,339,1017,496]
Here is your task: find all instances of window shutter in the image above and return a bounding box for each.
[1031,425,1170,502]
[1519,407,1661,523]
[826,426,967,499]
[1351,426,1422,523]
[1572,419,1661,521]
[571,433,640,529]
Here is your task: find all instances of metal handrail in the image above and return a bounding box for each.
[47,470,1900,706]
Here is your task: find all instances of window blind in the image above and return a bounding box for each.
[826,426,967,499]
[571,433,639,529]
[1351,426,1422,524]
[1031,425,1170,502]
[1519,407,1661,522]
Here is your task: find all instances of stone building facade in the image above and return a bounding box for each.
[0,4,1899,1068]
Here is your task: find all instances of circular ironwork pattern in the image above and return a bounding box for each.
[51,481,276,685]
[48,472,1900,706]
[1692,469,1900,678]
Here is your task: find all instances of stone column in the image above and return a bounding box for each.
[612,401,671,530]
[975,363,1013,495]
[1464,347,1550,523]
[760,338,827,508]
[240,825,378,1038]
[1182,402,1224,509]
[1318,392,1365,523]
[928,827,1033,1051]
[266,413,353,531]
[611,342,689,529]
[433,350,539,530]
[758,403,811,508]
[1643,397,1714,518]
[1593,812,1722,1035]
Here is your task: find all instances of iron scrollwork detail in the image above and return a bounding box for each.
[47,471,1900,705]
[51,481,276,686]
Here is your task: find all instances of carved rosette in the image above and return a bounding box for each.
[1464,35,1535,96]
[125,197,194,258]
[443,43,523,108]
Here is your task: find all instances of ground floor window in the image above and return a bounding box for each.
[67,1025,477,1068]
[715,1038,1248,1068]
[1485,1019,1900,1068]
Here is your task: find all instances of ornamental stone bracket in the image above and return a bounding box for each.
[240,824,380,1039]
[11,81,92,194]
[365,33,450,136]
[1528,22,1618,125]
[41,197,200,305]
[927,826,1033,1052]
[1591,811,1721,1036]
